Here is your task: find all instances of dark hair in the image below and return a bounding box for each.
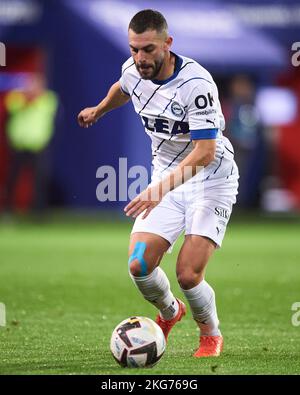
[128,9,168,34]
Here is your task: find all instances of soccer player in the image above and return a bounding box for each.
[78,9,239,357]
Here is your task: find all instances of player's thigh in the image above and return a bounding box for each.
[128,232,170,276]
[129,193,185,276]
[176,235,216,289]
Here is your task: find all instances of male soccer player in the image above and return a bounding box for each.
[78,9,239,357]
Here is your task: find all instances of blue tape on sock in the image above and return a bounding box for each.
[128,242,147,276]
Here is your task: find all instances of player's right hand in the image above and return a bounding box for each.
[77,107,100,128]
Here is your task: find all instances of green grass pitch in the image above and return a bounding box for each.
[0,216,300,375]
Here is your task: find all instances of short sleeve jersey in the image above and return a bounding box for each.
[119,53,234,180]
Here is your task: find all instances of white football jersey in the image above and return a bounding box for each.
[119,53,236,185]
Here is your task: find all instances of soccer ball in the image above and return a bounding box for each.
[110,316,166,368]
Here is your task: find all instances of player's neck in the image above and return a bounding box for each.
[154,52,175,81]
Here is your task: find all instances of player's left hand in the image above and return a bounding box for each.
[124,185,162,220]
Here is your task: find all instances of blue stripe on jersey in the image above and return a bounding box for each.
[151,52,183,85]
[121,61,135,76]
[179,61,194,72]
[190,128,218,140]
[120,86,130,96]
[177,77,212,89]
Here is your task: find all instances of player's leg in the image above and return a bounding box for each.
[128,232,181,322]
[176,234,220,335]
[176,234,223,357]
[128,232,168,276]
[178,187,237,356]
[128,194,187,339]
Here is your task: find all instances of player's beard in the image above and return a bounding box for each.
[135,57,164,80]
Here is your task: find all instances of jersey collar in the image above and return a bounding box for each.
[151,52,183,85]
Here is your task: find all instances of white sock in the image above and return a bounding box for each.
[130,267,179,320]
[181,280,221,336]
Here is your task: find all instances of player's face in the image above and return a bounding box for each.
[128,29,171,80]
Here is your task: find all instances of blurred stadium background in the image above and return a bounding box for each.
[0,0,300,375]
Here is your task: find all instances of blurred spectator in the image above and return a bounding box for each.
[224,75,266,208]
[3,74,58,214]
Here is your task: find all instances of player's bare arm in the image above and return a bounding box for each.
[77,81,130,128]
[124,139,216,219]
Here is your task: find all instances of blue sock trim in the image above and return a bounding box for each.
[128,242,148,276]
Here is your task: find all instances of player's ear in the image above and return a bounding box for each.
[164,36,173,50]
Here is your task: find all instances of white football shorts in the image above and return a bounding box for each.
[131,161,239,249]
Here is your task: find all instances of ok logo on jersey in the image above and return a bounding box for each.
[142,116,189,135]
[195,93,214,109]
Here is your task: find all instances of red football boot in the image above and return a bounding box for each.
[193,335,223,357]
[155,299,186,340]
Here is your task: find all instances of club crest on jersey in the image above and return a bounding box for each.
[171,101,184,117]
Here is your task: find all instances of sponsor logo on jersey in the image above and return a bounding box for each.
[195,92,214,109]
[214,206,229,219]
[196,109,217,116]
[171,101,184,117]
[142,116,189,135]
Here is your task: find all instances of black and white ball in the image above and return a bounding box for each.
[110,316,166,368]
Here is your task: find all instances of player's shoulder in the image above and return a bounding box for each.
[178,54,215,88]
[121,57,136,76]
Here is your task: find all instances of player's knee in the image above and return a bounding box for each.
[128,241,149,277]
[129,259,143,277]
[176,269,202,290]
